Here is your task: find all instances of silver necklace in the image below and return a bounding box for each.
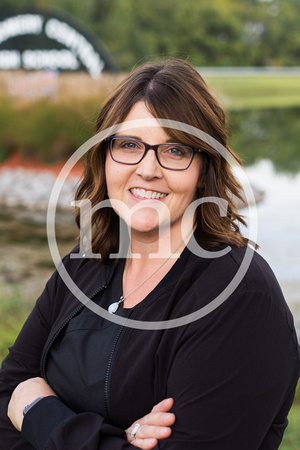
[108,241,185,314]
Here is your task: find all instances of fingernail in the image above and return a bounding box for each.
[165,413,175,424]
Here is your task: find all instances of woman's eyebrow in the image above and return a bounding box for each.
[113,134,178,143]
[113,134,141,139]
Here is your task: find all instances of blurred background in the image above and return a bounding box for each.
[0,0,299,446]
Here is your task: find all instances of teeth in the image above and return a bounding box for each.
[130,188,167,199]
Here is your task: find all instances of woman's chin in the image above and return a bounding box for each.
[126,209,170,235]
[129,219,161,236]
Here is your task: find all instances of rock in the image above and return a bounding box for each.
[0,167,79,224]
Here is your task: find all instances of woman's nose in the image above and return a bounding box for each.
[135,150,162,179]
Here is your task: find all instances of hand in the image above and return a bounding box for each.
[126,398,175,449]
[8,377,57,432]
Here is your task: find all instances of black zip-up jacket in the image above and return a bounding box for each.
[0,245,299,449]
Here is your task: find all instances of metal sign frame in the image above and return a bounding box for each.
[0,7,119,77]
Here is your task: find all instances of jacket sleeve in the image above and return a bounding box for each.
[0,268,62,450]
[157,289,300,450]
[21,396,134,450]
[0,261,136,450]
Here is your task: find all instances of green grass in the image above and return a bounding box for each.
[280,402,300,449]
[280,382,300,449]
[0,286,31,363]
[207,76,300,110]
[0,96,96,163]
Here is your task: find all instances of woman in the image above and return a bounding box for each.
[1,58,299,449]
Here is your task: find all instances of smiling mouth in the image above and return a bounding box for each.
[130,188,168,199]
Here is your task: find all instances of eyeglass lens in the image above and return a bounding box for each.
[110,137,194,170]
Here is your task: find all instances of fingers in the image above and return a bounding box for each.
[151,397,174,413]
[126,398,176,449]
[134,424,172,440]
[130,437,158,450]
[130,424,172,449]
[143,398,175,428]
[142,410,175,428]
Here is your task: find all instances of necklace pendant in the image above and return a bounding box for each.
[108,302,119,314]
[108,296,125,314]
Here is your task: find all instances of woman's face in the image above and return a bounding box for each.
[105,101,203,240]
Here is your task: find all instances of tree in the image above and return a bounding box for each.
[0,0,299,69]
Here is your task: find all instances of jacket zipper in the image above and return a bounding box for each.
[104,326,124,421]
[103,307,136,422]
[42,284,108,382]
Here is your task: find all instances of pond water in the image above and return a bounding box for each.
[245,160,300,303]
[229,107,300,302]
[230,106,300,335]
[230,107,300,174]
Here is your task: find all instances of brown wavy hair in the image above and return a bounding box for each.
[75,58,248,261]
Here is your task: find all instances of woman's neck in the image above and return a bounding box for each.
[121,229,188,308]
[128,226,189,262]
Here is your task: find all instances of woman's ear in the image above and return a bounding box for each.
[197,183,204,196]
[197,166,205,192]
[196,152,208,193]
[196,170,205,195]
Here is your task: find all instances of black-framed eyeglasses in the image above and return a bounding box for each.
[105,136,201,171]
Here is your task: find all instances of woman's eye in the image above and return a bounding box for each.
[167,146,186,156]
[170,147,182,154]
[121,141,138,149]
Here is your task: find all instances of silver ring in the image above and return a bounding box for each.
[130,423,140,439]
